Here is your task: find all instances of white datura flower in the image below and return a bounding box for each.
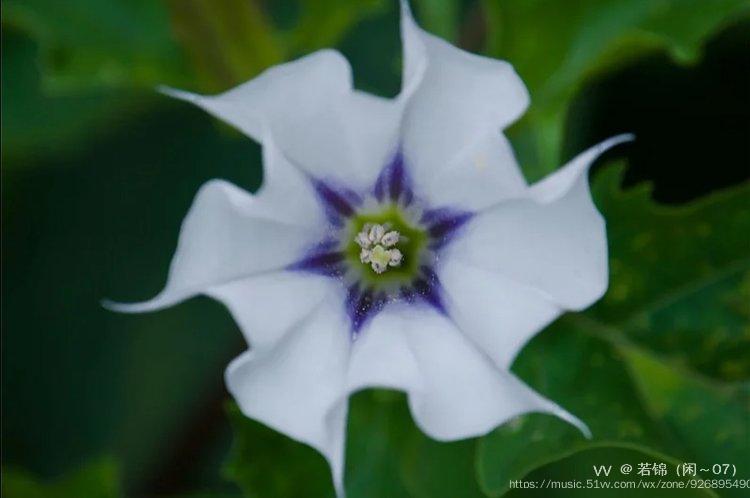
[108,2,631,495]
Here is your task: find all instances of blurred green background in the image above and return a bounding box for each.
[2,1,749,497]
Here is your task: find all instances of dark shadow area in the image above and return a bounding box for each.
[567,19,750,204]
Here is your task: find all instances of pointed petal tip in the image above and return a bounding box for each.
[400,0,413,17]
[579,132,636,174]
[398,0,420,43]
[332,468,346,498]
[529,132,636,203]
[580,133,636,163]
[399,0,421,39]
[600,132,636,150]
[555,407,592,439]
[158,85,200,102]
[101,297,166,314]
[582,133,635,163]
[101,298,134,313]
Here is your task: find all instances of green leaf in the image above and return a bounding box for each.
[478,323,750,497]
[401,432,485,498]
[222,403,334,498]
[223,393,409,498]
[287,0,386,56]
[591,165,750,381]
[2,458,121,498]
[344,391,412,498]
[164,0,385,92]
[165,0,283,92]
[224,391,414,498]
[414,0,461,41]
[225,390,489,498]
[482,0,750,179]
[1,28,149,165]
[476,168,750,496]
[623,347,750,481]
[2,104,260,489]
[477,325,672,496]
[1,0,191,90]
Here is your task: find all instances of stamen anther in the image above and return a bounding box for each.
[368,224,385,244]
[355,232,371,248]
[356,223,403,274]
[389,249,402,266]
[381,231,400,247]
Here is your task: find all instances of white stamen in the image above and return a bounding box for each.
[355,223,403,274]
[381,231,400,247]
[355,232,371,248]
[368,224,385,244]
[389,249,402,266]
[372,260,387,274]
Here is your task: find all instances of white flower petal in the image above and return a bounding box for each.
[347,309,421,393]
[445,135,632,311]
[163,52,400,190]
[439,258,561,369]
[398,1,529,197]
[255,134,328,227]
[161,50,351,144]
[349,305,588,441]
[226,294,350,496]
[207,272,335,352]
[105,179,318,312]
[340,91,402,187]
[421,132,527,210]
[398,1,428,101]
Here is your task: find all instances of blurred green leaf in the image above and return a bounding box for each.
[477,167,750,496]
[165,0,282,92]
[1,0,191,90]
[165,0,385,92]
[2,458,121,498]
[478,324,749,497]
[224,392,412,498]
[477,326,672,496]
[591,165,750,381]
[350,391,484,498]
[414,0,460,41]
[288,0,386,56]
[175,494,243,498]
[2,104,259,492]
[1,29,148,165]
[401,431,485,498]
[222,403,334,498]
[1,0,390,165]
[226,389,490,498]
[623,348,750,482]
[344,391,412,498]
[482,0,750,180]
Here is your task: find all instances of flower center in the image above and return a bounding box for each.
[356,223,403,274]
[344,204,428,286]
